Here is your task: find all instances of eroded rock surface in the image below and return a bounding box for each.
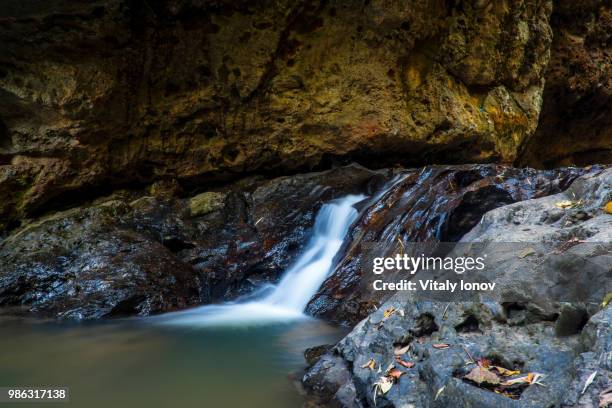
[307,164,594,325]
[304,301,612,408]
[302,168,612,408]
[0,164,383,318]
[0,0,556,230]
[519,1,611,168]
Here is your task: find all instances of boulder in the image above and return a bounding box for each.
[303,167,612,408]
[307,164,593,325]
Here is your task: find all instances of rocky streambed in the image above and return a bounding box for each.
[0,163,610,407]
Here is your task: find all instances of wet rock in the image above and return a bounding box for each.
[0,202,202,319]
[305,344,334,368]
[453,167,612,306]
[303,353,362,408]
[307,164,593,325]
[189,191,227,217]
[0,0,559,231]
[303,167,611,408]
[303,299,612,408]
[0,164,383,318]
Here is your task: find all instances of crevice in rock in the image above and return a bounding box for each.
[160,236,196,253]
[442,186,514,242]
[455,314,481,334]
[0,117,11,151]
[410,312,439,337]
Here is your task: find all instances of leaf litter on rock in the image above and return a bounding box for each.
[393,344,410,356]
[599,387,612,407]
[464,366,501,386]
[460,355,544,399]
[432,343,450,349]
[582,371,597,395]
[395,358,415,369]
[372,363,406,405]
[362,358,377,370]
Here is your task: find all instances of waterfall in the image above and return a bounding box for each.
[158,194,365,326]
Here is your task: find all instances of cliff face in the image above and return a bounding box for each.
[519,0,611,167]
[0,0,555,230]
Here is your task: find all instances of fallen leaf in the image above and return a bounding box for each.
[491,366,521,377]
[518,247,536,258]
[373,376,394,406]
[374,376,393,394]
[432,343,450,349]
[362,358,376,370]
[556,199,584,209]
[396,359,415,369]
[477,358,491,368]
[582,371,597,395]
[434,385,445,400]
[383,307,397,319]
[464,366,501,386]
[394,344,410,356]
[605,201,612,215]
[603,293,612,308]
[387,368,404,380]
[501,372,545,387]
[556,200,574,209]
[599,387,612,407]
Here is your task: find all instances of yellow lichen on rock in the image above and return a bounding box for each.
[189,192,227,217]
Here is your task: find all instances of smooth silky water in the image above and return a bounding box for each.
[0,195,365,407]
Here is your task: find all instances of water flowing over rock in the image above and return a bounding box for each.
[306,164,594,325]
[0,163,597,321]
[0,164,383,318]
[302,167,612,408]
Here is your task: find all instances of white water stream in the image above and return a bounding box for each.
[159,194,365,326]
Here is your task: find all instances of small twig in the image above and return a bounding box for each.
[442,303,450,319]
[462,344,475,364]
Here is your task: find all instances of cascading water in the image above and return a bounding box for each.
[157,194,365,326]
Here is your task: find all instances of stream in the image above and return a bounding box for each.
[0,195,364,407]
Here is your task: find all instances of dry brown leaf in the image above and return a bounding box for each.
[432,343,450,349]
[602,293,612,308]
[387,368,404,380]
[477,358,491,368]
[383,307,397,319]
[556,200,583,209]
[396,359,415,369]
[501,372,544,387]
[464,366,501,386]
[362,358,376,370]
[394,344,410,356]
[373,376,393,397]
[555,200,574,209]
[599,387,612,407]
[518,247,536,258]
[491,366,521,377]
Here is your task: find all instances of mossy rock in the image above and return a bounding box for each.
[189,192,226,217]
